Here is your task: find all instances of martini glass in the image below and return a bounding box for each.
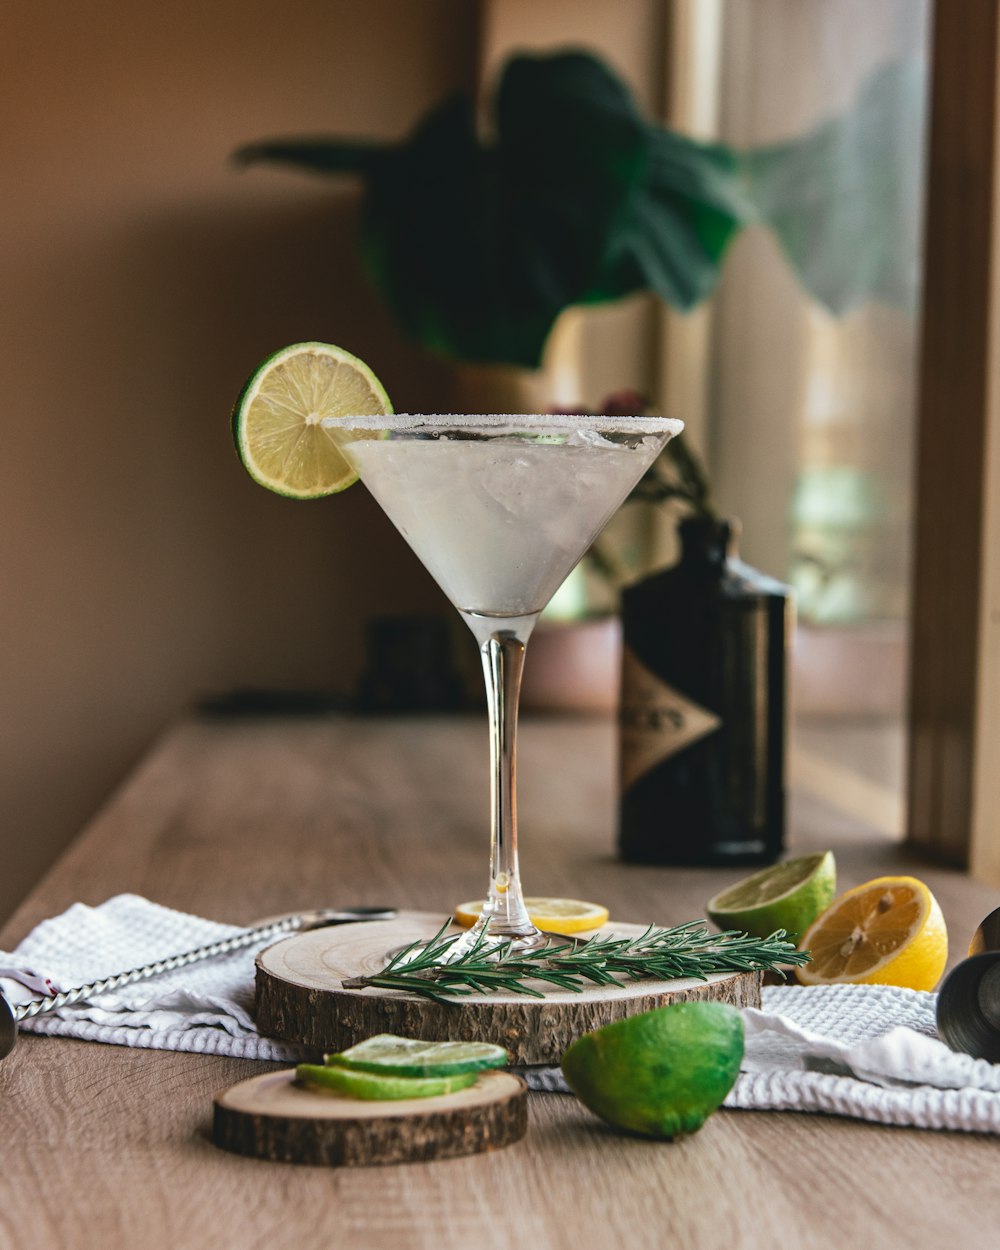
[332,413,683,953]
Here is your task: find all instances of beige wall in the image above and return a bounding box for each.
[0,1,480,922]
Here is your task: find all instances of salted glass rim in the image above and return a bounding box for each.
[322,412,684,436]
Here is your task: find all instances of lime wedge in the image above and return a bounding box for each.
[232,341,392,499]
[706,851,836,942]
[296,1063,477,1101]
[326,1034,509,1078]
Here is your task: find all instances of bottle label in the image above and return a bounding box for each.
[619,647,722,791]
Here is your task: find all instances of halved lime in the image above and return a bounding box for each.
[326,1034,508,1078]
[561,1002,744,1139]
[706,851,836,942]
[296,1063,477,1101]
[232,341,392,499]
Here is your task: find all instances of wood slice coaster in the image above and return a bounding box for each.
[213,1068,527,1167]
[255,913,761,1067]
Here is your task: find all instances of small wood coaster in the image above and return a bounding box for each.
[213,1068,527,1166]
[255,913,761,1067]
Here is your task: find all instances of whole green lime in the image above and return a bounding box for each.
[561,1002,744,1139]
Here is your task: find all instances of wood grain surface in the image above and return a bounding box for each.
[254,914,760,1064]
[1,714,999,1250]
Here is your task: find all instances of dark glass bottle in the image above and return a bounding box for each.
[618,516,790,866]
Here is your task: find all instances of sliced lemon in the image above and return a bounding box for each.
[795,875,948,990]
[454,897,610,936]
[232,341,392,499]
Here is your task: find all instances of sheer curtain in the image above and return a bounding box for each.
[665,0,932,838]
[474,0,932,782]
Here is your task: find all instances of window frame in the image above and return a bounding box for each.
[906,0,1000,880]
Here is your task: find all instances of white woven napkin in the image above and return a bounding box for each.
[528,982,1000,1133]
[0,894,313,1061]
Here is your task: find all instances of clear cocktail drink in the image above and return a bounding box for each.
[335,413,682,950]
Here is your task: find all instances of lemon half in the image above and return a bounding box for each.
[796,875,947,990]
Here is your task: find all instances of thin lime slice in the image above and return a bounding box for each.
[232,341,392,499]
[326,1034,509,1078]
[296,1063,478,1101]
[706,851,837,942]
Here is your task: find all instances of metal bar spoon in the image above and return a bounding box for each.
[0,905,396,1061]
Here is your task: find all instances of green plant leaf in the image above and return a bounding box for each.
[748,60,925,315]
[233,52,927,363]
[232,138,386,176]
[493,51,650,302]
[357,53,655,364]
[234,51,751,366]
[590,130,752,308]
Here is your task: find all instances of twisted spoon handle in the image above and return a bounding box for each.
[12,909,385,1023]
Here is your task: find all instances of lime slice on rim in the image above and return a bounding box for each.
[705,851,836,942]
[232,341,392,499]
[296,1063,477,1101]
[326,1034,509,1078]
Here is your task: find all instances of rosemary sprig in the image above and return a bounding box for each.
[342,920,809,1003]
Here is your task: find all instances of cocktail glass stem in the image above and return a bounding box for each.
[464,613,545,952]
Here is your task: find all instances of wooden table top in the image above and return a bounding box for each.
[1,713,998,1250]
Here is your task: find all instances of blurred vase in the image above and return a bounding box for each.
[520,616,621,714]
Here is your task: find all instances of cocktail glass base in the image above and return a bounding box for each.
[452,913,549,959]
[388,915,548,968]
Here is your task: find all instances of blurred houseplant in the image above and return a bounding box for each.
[233,48,920,529]
[234,51,754,371]
[233,50,749,654]
[233,49,922,688]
